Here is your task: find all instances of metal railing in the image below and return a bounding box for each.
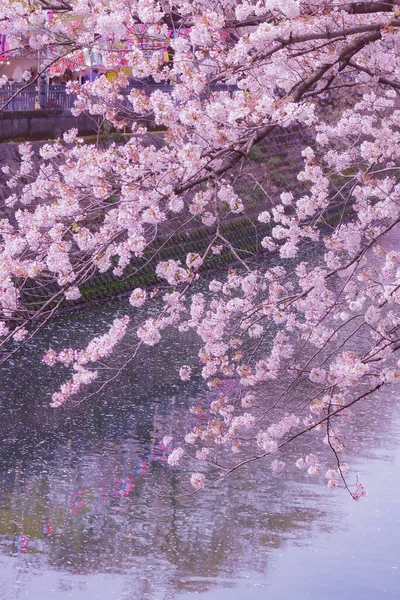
[0,81,79,112]
[0,83,37,111]
[0,79,238,113]
[46,84,75,110]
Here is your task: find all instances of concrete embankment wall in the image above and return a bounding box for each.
[0,110,157,143]
[0,110,102,143]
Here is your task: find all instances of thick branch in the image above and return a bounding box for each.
[338,1,399,14]
[349,59,400,89]
[291,29,382,100]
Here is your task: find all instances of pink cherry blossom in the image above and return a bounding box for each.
[0,0,398,499]
[179,365,192,381]
[129,288,147,308]
[167,447,184,466]
[190,472,206,490]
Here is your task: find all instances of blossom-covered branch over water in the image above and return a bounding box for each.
[0,0,400,497]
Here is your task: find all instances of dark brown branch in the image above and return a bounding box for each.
[338,1,399,14]
[291,29,382,101]
[349,59,400,89]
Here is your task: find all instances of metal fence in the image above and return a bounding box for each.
[0,83,37,111]
[46,84,75,110]
[0,80,238,112]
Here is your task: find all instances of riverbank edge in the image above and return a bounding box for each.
[24,202,350,320]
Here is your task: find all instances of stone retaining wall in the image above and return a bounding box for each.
[1,125,335,317]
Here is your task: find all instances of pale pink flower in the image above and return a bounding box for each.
[129,288,147,308]
[43,348,58,366]
[271,459,285,474]
[0,322,9,337]
[137,319,161,346]
[196,447,210,461]
[353,481,367,500]
[258,211,271,223]
[325,468,338,480]
[50,392,67,408]
[241,393,255,408]
[327,478,338,489]
[280,192,293,205]
[190,472,206,489]
[179,365,192,381]
[309,368,326,384]
[307,464,321,476]
[256,431,278,454]
[63,128,79,144]
[13,328,28,342]
[209,280,223,292]
[185,432,198,444]
[168,195,184,213]
[202,213,216,226]
[186,253,202,270]
[65,286,81,301]
[167,447,184,466]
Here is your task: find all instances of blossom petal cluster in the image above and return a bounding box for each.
[0,0,399,496]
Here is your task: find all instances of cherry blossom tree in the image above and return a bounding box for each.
[1,0,400,497]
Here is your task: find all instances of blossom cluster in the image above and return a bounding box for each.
[0,0,399,496]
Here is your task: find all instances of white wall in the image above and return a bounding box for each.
[0,59,37,82]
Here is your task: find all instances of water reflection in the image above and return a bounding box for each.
[0,298,400,599]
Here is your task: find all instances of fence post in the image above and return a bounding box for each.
[39,73,47,110]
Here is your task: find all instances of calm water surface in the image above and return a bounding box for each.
[0,296,399,600]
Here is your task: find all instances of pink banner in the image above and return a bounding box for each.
[47,52,86,76]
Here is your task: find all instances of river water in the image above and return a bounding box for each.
[0,291,399,600]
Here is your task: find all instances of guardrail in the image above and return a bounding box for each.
[46,84,75,110]
[0,83,37,111]
[0,82,74,111]
[0,77,238,113]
